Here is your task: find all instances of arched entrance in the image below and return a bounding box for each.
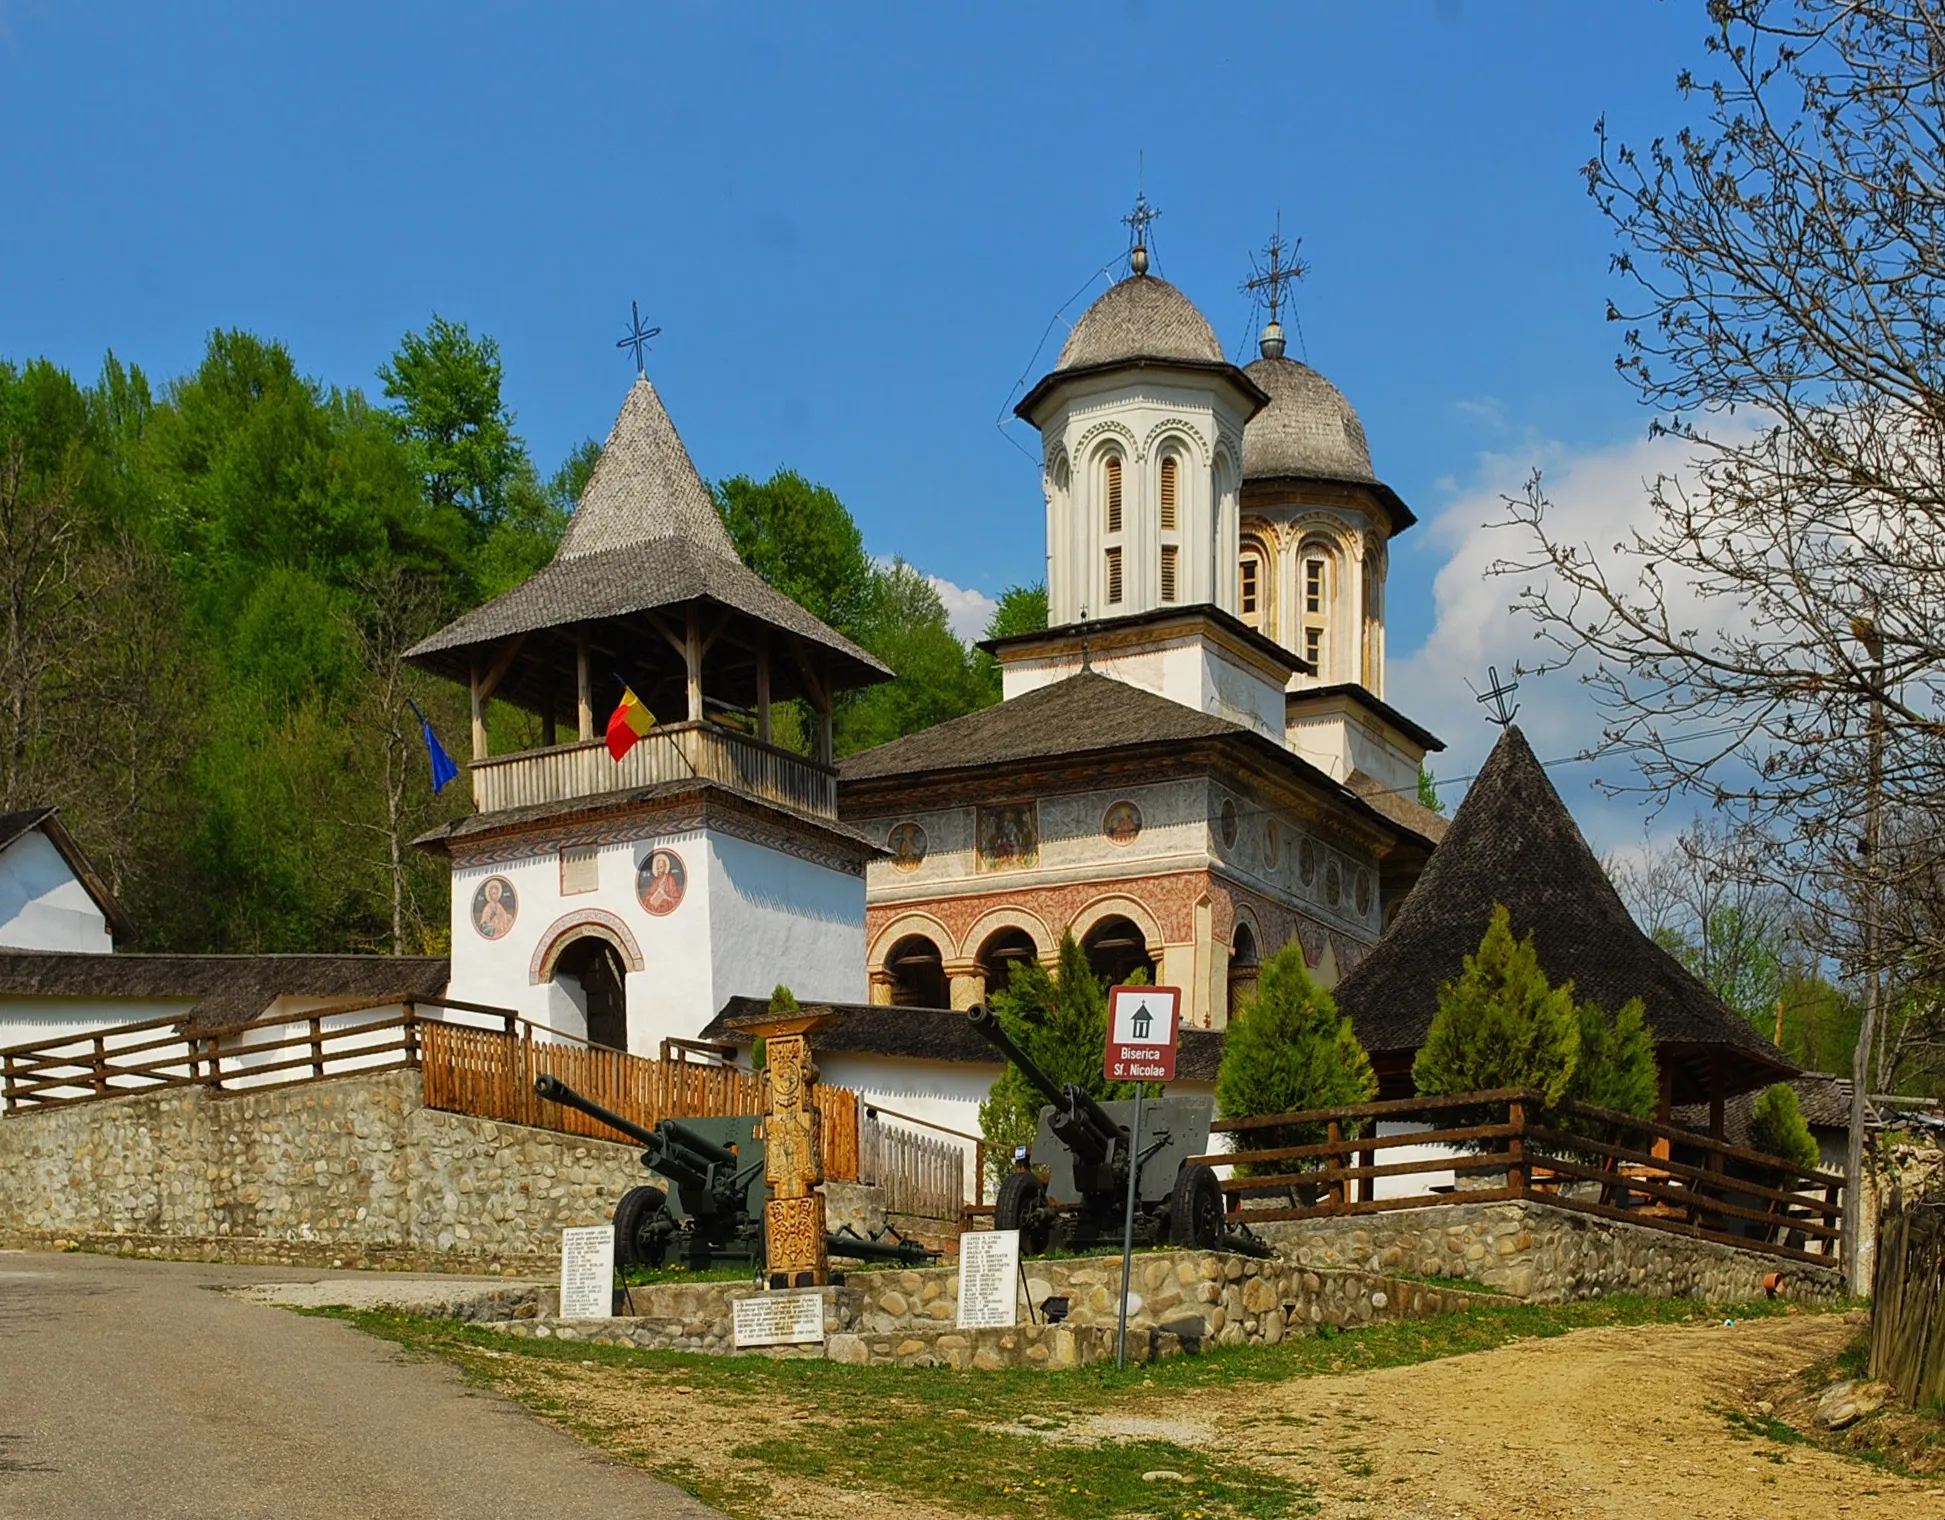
[1081,915,1155,989]
[885,934,949,1008]
[975,927,1039,1000]
[554,936,629,1050]
[1228,922,1261,1020]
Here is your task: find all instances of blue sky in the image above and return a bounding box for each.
[0,2,1714,839]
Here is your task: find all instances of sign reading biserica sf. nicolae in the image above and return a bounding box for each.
[1103,985,1181,1083]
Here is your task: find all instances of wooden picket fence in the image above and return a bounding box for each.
[1870,1191,1945,1406]
[859,1112,965,1220]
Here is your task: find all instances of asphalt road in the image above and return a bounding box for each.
[0,1250,726,1519]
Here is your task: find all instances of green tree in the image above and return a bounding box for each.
[1417,764,1444,815]
[714,469,877,642]
[1215,943,1377,1178]
[378,315,523,534]
[1748,1082,1820,1172]
[1412,903,1581,1106]
[977,933,1144,1179]
[1565,996,1658,1119]
[986,583,1048,641]
[838,560,991,754]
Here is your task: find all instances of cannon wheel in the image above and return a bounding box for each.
[994,1170,1052,1254]
[612,1185,669,1268]
[1168,1163,1225,1251]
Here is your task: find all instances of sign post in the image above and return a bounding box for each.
[1105,984,1181,1370]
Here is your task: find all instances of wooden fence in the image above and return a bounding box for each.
[1870,1192,1945,1405]
[1199,1088,1847,1269]
[0,1000,859,1184]
[859,1113,965,1221]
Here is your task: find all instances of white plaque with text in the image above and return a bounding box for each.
[956,1228,1021,1329]
[732,1290,826,1348]
[559,1225,615,1320]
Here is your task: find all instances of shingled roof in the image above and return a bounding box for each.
[0,806,136,943]
[1332,725,1793,1105]
[404,376,889,709]
[0,950,450,1031]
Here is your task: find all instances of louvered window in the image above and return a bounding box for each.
[1240,556,1259,615]
[1160,545,1178,603]
[1305,557,1326,614]
[1106,547,1124,605]
[1305,625,1323,668]
[1105,457,1123,534]
[1159,457,1178,531]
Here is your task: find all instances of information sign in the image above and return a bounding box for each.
[955,1228,1021,1329]
[1104,985,1181,1083]
[559,1225,615,1320]
[732,1290,827,1348]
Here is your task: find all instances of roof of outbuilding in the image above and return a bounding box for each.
[1056,275,1227,371]
[702,996,1226,1082]
[1332,725,1793,1101]
[0,950,451,1034]
[0,806,137,943]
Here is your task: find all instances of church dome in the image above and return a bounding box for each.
[1242,354,1376,484]
[1056,275,1226,372]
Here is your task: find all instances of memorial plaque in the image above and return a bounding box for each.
[559,1225,615,1320]
[732,1290,826,1348]
[956,1228,1021,1330]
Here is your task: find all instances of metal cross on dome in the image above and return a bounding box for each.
[615,300,662,376]
[1243,215,1308,326]
[1122,190,1160,268]
[1470,665,1522,727]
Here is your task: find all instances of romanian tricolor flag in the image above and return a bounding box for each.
[605,685,656,760]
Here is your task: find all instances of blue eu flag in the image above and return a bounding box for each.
[407,699,460,794]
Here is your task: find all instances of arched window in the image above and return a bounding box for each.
[885,934,949,1008]
[1159,456,1178,532]
[1104,455,1123,534]
[975,927,1038,998]
[1238,538,1272,631]
[1302,547,1333,679]
[1227,923,1261,1021]
[1081,916,1155,988]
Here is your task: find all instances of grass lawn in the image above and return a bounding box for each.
[317,1293,1837,1519]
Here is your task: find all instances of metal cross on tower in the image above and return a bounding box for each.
[1470,665,1522,727]
[1122,190,1160,274]
[616,300,662,376]
[1242,215,1308,327]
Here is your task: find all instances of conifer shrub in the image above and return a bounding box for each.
[1566,996,1659,1118]
[1216,943,1377,1180]
[1412,903,1581,1108]
[1748,1082,1821,1172]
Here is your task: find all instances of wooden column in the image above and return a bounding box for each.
[469,660,487,761]
[1653,1063,1674,1162]
[685,610,704,723]
[756,639,773,745]
[1507,1097,1527,1197]
[576,629,593,741]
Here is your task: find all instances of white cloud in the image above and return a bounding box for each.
[1388,428,1714,854]
[927,575,1000,644]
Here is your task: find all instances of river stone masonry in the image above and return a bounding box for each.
[1257,1198,1846,1303]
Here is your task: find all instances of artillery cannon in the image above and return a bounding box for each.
[967,1005,1266,1257]
[532,1074,939,1272]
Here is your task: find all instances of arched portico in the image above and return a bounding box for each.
[528,909,645,985]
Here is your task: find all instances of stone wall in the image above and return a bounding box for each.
[501,1249,1487,1368]
[0,1070,647,1263]
[1258,1199,1847,1303]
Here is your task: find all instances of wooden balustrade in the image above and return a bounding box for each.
[1198,1088,1846,1268]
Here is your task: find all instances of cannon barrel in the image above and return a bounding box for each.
[655,1116,741,1171]
[533,1073,658,1148]
[965,1005,1123,1168]
[825,1227,941,1267]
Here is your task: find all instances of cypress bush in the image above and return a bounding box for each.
[1567,996,1659,1118]
[1412,903,1580,1106]
[1216,942,1377,1179]
[1749,1082,1821,1172]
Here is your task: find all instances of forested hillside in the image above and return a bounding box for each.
[0,324,1032,956]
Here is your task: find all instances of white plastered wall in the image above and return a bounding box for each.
[0,830,112,953]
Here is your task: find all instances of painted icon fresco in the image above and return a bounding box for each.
[976,802,1039,872]
[637,848,688,916]
[1101,800,1142,847]
[888,821,928,872]
[471,876,519,939]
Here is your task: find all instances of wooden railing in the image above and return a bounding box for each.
[859,1113,965,1221]
[470,722,837,818]
[1198,1088,1847,1269]
[0,1000,860,1183]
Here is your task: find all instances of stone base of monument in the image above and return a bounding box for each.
[494,1248,1490,1369]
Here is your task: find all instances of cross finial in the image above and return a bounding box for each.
[1123,189,1160,276]
[616,300,662,377]
[1469,665,1521,728]
[1243,215,1308,359]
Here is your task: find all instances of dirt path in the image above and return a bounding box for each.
[1190,1314,1938,1519]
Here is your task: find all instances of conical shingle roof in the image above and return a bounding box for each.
[1333,725,1793,1104]
[557,375,740,562]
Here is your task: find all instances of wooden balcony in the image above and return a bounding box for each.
[469,721,838,819]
